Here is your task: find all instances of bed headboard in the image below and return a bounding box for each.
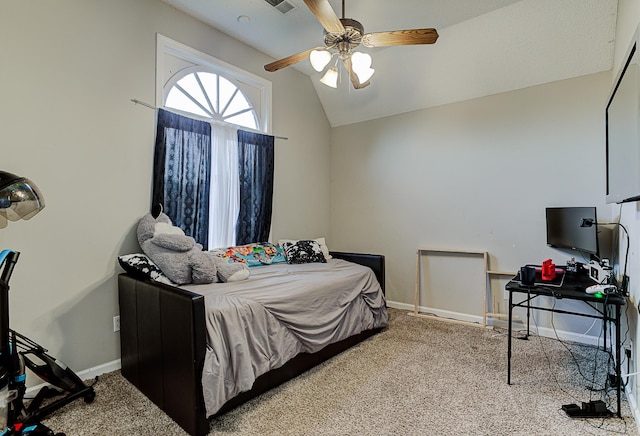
[329,252,385,295]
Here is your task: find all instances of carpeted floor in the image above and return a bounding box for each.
[42,309,639,435]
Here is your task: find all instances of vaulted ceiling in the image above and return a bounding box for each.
[162,0,618,127]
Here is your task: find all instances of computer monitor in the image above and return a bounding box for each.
[545,207,599,258]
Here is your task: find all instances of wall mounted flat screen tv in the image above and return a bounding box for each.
[546,207,599,257]
[606,26,640,204]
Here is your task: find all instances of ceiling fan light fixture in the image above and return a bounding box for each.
[351,51,371,70]
[350,51,374,84]
[320,67,339,88]
[310,49,332,72]
[354,66,374,84]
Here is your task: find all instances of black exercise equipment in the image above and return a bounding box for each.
[0,250,95,436]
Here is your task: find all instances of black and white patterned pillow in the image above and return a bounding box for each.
[281,240,327,264]
[118,253,176,285]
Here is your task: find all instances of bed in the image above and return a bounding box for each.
[118,251,387,436]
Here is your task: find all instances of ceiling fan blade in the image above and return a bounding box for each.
[363,28,439,47]
[264,47,319,72]
[343,57,370,90]
[303,0,345,34]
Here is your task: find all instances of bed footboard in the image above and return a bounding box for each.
[118,251,385,436]
[118,274,209,436]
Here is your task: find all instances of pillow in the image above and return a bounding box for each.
[118,253,176,286]
[278,237,332,260]
[210,242,286,267]
[281,240,327,264]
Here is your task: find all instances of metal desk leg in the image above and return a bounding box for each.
[526,288,531,339]
[616,304,621,418]
[604,304,608,352]
[508,290,513,385]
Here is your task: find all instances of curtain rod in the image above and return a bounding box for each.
[130,98,288,140]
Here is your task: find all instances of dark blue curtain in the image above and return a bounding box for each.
[236,130,274,245]
[152,109,212,249]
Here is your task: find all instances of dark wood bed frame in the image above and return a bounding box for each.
[118,252,385,436]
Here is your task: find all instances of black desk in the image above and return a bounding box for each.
[506,269,626,417]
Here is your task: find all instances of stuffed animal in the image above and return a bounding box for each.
[136,211,249,285]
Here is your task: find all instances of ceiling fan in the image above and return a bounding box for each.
[264,0,439,89]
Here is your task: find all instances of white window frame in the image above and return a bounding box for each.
[156,33,272,133]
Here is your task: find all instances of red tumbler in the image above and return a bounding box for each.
[541,259,556,281]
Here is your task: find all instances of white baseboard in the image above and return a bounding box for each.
[621,368,640,433]
[26,359,121,395]
[387,300,603,346]
[77,359,121,381]
[626,386,640,432]
[387,300,484,325]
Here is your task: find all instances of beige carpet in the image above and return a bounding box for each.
[42,309,638,435]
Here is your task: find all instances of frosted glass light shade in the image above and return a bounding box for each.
[351,52,372,70]
[320,67,339,88]
[354,66,374,84]
[351,52,375,84]
[310,49,332,72]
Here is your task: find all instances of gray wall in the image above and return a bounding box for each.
[331,71,612,334]
[1,0,331,376]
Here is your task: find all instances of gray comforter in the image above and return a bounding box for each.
[183,258,387,416]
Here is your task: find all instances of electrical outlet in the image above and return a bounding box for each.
[623,275,630,294]
[503,290,509,300]
[113,315,120,332]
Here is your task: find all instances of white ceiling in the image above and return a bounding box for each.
[162,0,618,127]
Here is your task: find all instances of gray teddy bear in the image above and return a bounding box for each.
[137,211,249,285]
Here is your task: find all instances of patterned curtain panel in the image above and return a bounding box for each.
[152,109,212,249]
[236,130,275,245]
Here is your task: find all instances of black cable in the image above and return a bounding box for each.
[518,288,632,432]
[549,296,605,388]
[600,205,630,295]
[618,304,632,394]
[548,294,620,432]
[571,293,633,433]
[534,315,607,434]
[530,305,577,401]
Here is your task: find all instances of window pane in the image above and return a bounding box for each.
[177,74,210,113]
[198,72,219,114]
[226,112,258,130]
[223,92,251,118]
[218,76,236,112]
[165,88,210,118]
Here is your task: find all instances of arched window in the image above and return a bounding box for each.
[164,68,259,130]
[156,34,271,133]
